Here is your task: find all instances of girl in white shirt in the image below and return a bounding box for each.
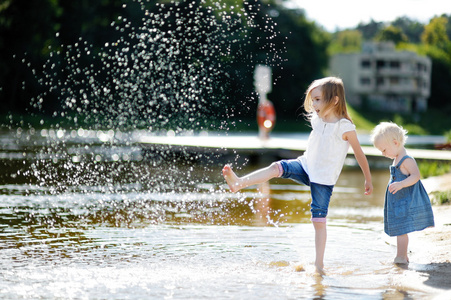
[223,77,373,273]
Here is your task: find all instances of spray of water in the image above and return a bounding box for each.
[31,0,284,131]
[9,0,287,226]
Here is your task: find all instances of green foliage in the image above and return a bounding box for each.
[328,30,362,54]
[392,114,428,135]
[391,16,424,43]
[445,129,451,143]
[418,160,451,179]
[348,103,451,136]
[421,16,450,50]
[375,25,407,44]
[430,190,451,205]
[2,1,451,133]
[269,7,330,119]
[0,0,61,112]
[346,105,375,132]
[356,20,384,40]
[1,0,331,128]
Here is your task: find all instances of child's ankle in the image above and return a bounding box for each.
[394,256,409,264]
[315,264,325,275]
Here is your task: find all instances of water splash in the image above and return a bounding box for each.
[24,0,280,188]
[4,0,287,233]
[31,0,284,132]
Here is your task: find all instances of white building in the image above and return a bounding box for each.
[330,42,432,113]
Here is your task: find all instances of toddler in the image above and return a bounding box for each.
[371,122,435,264]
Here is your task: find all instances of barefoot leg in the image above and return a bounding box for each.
[313,221,327,273]
[394,234,409,264]
[222,164,242,192]
[222,163,280,193]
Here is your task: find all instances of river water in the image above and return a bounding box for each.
[0,129,438,299]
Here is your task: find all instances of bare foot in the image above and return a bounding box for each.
[315,263,325,276]
[222,164,241,192]
[394,256,409,265]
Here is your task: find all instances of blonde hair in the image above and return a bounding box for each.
[371,122,408,146]
[303,77,352,122]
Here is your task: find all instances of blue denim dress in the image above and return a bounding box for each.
[384,156,435,237]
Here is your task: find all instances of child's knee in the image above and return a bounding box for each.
[312,218,327,225]
[312,219,327,234]
[270,162,283,177]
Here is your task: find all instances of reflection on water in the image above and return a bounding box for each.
[0,130,434,299]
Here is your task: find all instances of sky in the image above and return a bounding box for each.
[288,0,451,32]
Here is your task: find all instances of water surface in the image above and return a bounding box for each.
[0,130,435,299]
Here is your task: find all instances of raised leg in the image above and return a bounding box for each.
[222,163,280,192]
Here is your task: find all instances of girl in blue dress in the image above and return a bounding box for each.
[371,122,435,264]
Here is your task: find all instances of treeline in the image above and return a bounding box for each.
[0,0,328,130]
[0,0,450,130]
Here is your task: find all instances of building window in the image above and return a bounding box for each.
[361,60,371,68]
[417,63,427,72]
[376,60,386,69]
[360,77,371,85]
[389,61,400,69]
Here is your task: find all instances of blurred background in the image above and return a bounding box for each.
[1,0,450,136]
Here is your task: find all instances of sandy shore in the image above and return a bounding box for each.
[423,172,451,194]
[398,173,451,298]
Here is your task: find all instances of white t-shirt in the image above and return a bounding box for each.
[299,113,356,185]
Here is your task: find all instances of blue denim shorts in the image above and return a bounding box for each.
[277,159,334,220]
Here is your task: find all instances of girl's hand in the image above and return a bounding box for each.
[364,180,373,195]
[388,182,403,194]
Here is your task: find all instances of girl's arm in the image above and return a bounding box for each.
[343,130,373,195]
[388,158,421,194]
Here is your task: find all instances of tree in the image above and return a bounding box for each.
[423,45,451,111]
[444,14,451,40]
[262,5,330,120]
[391,16,424,43]
[0,0,60,113]
[356,19,384,40]
[0,0,331,129]
[421,16,450,51]
[375,25,407,44]
[329,30,362,54]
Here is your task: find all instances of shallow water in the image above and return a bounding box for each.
[0,130,436,299]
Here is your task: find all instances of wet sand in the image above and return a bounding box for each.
[401,173,451,298]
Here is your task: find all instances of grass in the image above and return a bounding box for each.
[349,107,451,136]
[347,105,376,132]
[418,161,451,179]
[430,190,451,205]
